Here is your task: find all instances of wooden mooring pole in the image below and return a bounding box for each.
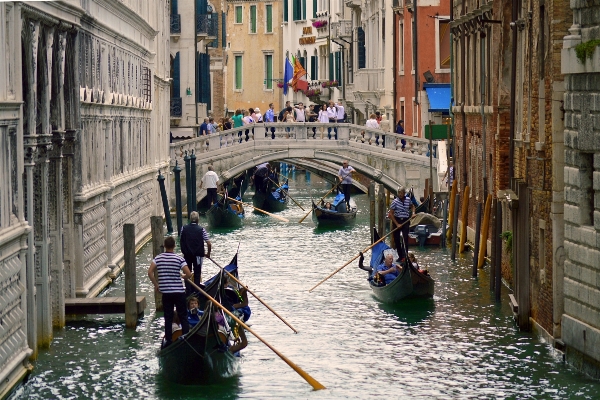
[150,216,164,312]
[123,224,137,328]
[472,203,482,277]
[369,182,376,244]
[490,198,497,292]
[451,193,460,260]
[494,199,503,302]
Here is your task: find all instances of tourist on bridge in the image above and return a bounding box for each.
[338,161,356,209]
[395,120,406,150]
[199,118,209,136]
[232,110,243,128]
[254,107,263,122]
[180,211,212,287]
[388,186,415,262]
[278,101,292,121]
[365,114,380,129]
[295,103,306,122]
[265,103,275,122]
[336,101,345,123]
[200,165,219,205]
[327,101,338,139]
[147,236,192,348]
[208,117,217,134]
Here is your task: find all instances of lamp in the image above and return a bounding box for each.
[186,87,192,96]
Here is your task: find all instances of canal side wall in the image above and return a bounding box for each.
[561,0,600,378]
[0,1,171,396]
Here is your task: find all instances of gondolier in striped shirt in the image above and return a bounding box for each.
[148,236,192,348]
[388,186,415,261]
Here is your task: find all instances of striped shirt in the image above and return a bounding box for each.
[389,196,411,219]
[153,252,187,293]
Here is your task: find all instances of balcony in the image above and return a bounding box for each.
[392,0,404,14]
[170,14,181,37]
[352,68,385,96]
[170,97,182,120]
[196,14,218,41]
[331,20,352,40]
[344,0,361,8]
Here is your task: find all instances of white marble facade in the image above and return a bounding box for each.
[0,1,170,395]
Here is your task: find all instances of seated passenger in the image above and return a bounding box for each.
[172,313,183,341]
[187,296,203,327]
[271,187,281,200]
[408,252,429,275]
[375,253,401,285]
[324,202,332,210]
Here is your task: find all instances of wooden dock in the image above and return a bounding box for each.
[65,296,147,316]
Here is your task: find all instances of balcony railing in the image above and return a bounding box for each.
[331,20,352,40]
[170,14,181,34]
[353,68,385,92]
[196,14,218,39]
[171,97,182,118]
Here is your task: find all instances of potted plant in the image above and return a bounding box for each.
[312,20,328,29]
[321,80,339,88]
[277,82,289,89]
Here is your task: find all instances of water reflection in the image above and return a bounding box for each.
[377,297,435,326]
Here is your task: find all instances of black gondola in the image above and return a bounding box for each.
[206,196,244,228]
[312,192,357,226]
[252,179,289,212]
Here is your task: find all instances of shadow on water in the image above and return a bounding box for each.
[376,297,436,326]
[154,373,240,400]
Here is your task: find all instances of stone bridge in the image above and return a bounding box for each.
[168,122,444,202]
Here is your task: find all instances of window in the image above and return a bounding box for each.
[235,55,243,90]
[580,153,594,226]
[284,0,288,22]
[250,5,257,33]
[357,27,365,69]
[235,6,243,23]
[293,0,305,21]
[311,54,318,80]
[410,16,415,72]
[313,0,317,18]
[436,18,451,72]
[398,21,404,73]
[266,4,273,33]
[264,54,273,90]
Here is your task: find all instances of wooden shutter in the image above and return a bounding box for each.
[313,0,317,18]
[302,0,306,20]
[284,0,288,22]
[266,5,273,33]
[250,5,257,33]
[196,0,207,14]
[222,12,226,47]
[357,27,366,69]
[335,51,342,84]
[329,52,334,80]
[173,52,180,97]
[172,0,178,14]
[293,0,298,21]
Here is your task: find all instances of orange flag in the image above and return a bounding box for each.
[291,57,309,92]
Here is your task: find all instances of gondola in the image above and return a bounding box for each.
[359,229,434,302]
[311,192,357,226]
[158,255,243,384]
[252,179,289,212]
[206,196,244,228]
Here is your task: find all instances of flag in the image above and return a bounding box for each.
[283,57,294,96]
[291,57,309,93]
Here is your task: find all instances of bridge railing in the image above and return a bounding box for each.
[169,123,433,165]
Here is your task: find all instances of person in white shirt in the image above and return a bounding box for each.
[295,103,306,122]
[336,101,345,122]
[326,101,338,139]
[254,107,263,122]
[365,114,380,129]
[200,165,219,205]
[318,104,329,123]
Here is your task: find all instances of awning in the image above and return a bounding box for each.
[424,83,451,114]
[170,128,195,139]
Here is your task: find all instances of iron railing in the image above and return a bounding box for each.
[170,97,182,117]
[196,14,218,38]
[170,14,181,34]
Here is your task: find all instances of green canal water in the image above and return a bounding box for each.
[10,171,600,399]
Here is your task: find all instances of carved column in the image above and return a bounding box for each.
[49,31,66,328]
[104,118,117,278]
[35,26,54,346]
[22,19,40,358]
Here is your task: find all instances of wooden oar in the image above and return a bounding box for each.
[227,197,289,223]
[308,218,411,292]
[268,177,305,211]
[186,279,326,391]
[298,170,351,224]
[208,256,298,333]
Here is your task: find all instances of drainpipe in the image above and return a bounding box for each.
[412,0,419,106]
[481,26,487,200]
[461,3,467,188]
[393,8,397,135]
[508,0,518,183]
[450,0,454,162]
[194,0,199,132]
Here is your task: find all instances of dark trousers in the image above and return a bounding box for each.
[392,218,410,260]
[341,183,352,205]
[328,119,338,139]
[207,188,217,204]
[185,256,203,286]
[163,292,190,344]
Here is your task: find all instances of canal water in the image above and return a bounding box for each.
[10,171,600,399]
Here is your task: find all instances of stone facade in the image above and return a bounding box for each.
[561,0,600,378]
[0,1,169,396]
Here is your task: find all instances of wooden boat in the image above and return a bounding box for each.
[360,229,434,302]
[206,197,244,228]
[252,179,289,212]
[159,255,242,384]
[312,192,357,226]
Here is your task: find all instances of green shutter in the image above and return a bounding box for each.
[302,0,306,20]
[284,0,288,22]
[312,0,317,18]
[266,5,272,33]
[329,52,334,80]
[222,12,226,47]
[236,6,242,23]
[235,55,242,89]
[293,0,298,21]
[335,51,341,84]
[266,55,270,89]
[251,5,257,33]
[310,56,316,80]
[173,52,180,97]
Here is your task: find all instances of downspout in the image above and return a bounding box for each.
[481,25,487,200]
[461,2,467,188]
[450,0,454,161]
[412,0,419,106]
[393,8,397,131]
[194,0,199,131]
[508,0,518,182]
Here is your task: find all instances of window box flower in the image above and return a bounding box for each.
[312,20,328,29]
[321,80,339,88]
[305,88,322,98]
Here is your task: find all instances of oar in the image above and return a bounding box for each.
[298,170,351,224]
[186,279,326,391]
[227,197,289,223]
[208,256,298,333]
[268,177,305,211]
[308,218,412,292]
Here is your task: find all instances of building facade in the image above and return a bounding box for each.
[225,0,282,114]
[0,1,169,396]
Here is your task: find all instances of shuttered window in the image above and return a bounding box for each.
[196,52,211,109]
[329,52,334,80]
[250,5,257,33]
[173,52,180,97]
[265,54,273,89]
[357,27,366,69]
[222,12,226,47]
[310,55,317,80]
[313,0,317,18]
[235,55,243,90]
[266,5,273,33]
[283,0,288,22]
[335,51,342,85]
[172,0,178,14]
[235,6,242,23]
[293,0,305,21]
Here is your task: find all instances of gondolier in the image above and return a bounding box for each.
[180,211,211,286]
[254,162,271,193]
[147,236,192,348]
[338,161,355,209]
[200,165,219,205]
[388,186,415,261]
